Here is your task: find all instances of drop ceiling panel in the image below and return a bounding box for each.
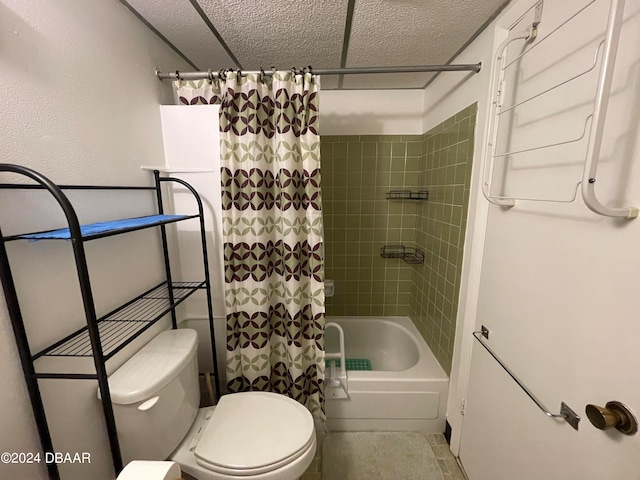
[123,0,506,91]
[125,0,236,69]
[197,0,346,70]
[343,0,505,88]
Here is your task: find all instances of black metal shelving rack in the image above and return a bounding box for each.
[0,164,220,480]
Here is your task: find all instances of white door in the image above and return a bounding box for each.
[458,0,640,478]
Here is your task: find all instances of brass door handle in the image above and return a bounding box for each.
[585,401,637,435]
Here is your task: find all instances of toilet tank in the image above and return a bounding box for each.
[102,329,200,463]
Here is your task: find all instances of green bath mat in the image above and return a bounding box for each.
[326,358,372,371]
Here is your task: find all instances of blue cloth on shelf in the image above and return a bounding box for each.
[20,214,188,240]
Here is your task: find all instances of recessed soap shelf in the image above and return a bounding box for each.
[386,190,429,200]
[380,245,425,264]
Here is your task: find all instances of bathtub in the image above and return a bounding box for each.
[324,316,449,433]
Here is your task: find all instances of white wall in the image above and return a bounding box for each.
[0,1,190,479]
[320,89,425,135]
[419,21,498,454]
[158,105,228,386]
[455,0,640,478]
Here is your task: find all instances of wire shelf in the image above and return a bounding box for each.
[386,190,429,200]
[380,245,406,259]
[380,245,425,264]
[403,247,425,264]
[34,281,205,361]
[5,214,198,242]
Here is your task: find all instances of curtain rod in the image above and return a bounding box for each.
[156,63,482,81]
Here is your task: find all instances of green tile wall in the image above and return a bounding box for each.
[320,103,476,374]
[321,135,422,316]
[410,103,477,373]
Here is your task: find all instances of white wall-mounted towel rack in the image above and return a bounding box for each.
[482,0,638,219]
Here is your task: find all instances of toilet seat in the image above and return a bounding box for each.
[196,435,316,477]
[194,392,315,476]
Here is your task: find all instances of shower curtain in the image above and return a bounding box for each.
[176,71,325,418]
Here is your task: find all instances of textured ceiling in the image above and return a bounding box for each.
[121,0,509,90]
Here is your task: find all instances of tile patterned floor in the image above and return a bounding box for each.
[425,434,467,480]
[302,431,467,480]
[299,424,325,480]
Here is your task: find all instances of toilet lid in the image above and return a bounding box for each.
[194,392,315,474]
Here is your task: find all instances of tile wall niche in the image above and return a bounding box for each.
[321,103,476,373]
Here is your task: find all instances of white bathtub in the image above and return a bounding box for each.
[324,316,449,433]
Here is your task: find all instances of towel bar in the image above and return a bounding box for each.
[472,330,580,430]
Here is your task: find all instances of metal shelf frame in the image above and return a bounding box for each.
[0,164,220,479]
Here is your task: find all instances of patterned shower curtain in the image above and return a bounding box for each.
[176,72,325,418]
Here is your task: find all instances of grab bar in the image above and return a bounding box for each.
[472,330,580,430]
[325,322,347,381]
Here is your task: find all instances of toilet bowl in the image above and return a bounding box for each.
[105,329,316,480]
[171,395,317,480]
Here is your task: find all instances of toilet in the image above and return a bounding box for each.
[103,329,317,480]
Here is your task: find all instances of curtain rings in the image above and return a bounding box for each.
[259,68,266,84]
[207,68,214,84]
[292,66,302,84]
[175,70,183,81]
[218,69,227,81]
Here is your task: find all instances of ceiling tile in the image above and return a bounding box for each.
[196,0,347,70]
[125,0,236,70]
[343,0,505,88]
[126,0,505,90]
